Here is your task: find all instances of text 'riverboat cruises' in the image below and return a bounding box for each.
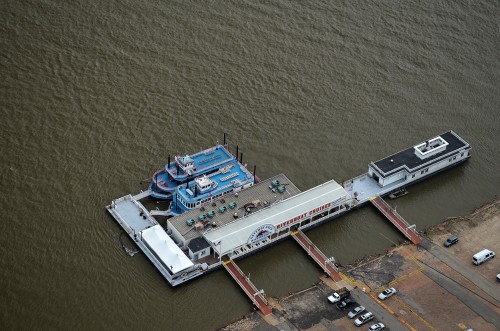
[107,131,471,286]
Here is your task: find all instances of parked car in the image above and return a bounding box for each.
[327,287,350,303]
[496,274,500,282]
[336,298,356,310]
[378,287,397,300]
[354,311,374,326]
[444,235,458,247]
[368,323,385,331]
[327,292,341,303]
[347,306,365,319]
[472,249,495,265]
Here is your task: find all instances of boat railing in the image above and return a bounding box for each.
[343,173,368,190]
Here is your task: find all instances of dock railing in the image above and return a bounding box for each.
[294,229,339,274]
[224,260,269,307]
[370,195,421,244]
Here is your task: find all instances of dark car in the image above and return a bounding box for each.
[444,235,459,247]
[336,298,356,310]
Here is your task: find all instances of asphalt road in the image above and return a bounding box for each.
[350,288,408,331]
[420,238,500,329]
[420,239,500,304]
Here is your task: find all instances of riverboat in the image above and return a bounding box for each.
[389,188,408,199]
[149,134,249,199]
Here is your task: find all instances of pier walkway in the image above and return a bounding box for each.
[133,190,152,200]
[223,260,272,316]
[292,230,342,281]
[370,196,422,245]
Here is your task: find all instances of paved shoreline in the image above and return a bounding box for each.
[218,197,500,331]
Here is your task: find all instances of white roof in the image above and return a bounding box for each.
[141,225,194,274]
[204,179,349,255]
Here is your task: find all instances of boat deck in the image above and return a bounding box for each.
[153,145,237,193]
[344,174,406,205]
[167,145,235,179]
[176,162,253,201]
[168,174,301,243]
[108,195,157,234]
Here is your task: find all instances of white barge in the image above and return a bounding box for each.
[106,130,471,286]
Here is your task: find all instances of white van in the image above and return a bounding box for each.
[472,249,495,265]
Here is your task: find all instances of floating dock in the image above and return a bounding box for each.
[107,130,471,311]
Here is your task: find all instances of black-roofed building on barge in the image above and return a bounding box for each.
[368,131,471,188]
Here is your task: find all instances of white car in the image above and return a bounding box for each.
[378,287,396,300]
[347,305,365,319]
[327,292,341,303]
[354,311,374,326]
[368,323,385,331]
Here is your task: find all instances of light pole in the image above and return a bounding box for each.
[218,241,222,264]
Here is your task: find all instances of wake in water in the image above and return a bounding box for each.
[119,232,138,257]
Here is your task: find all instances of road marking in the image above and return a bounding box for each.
[373,255,424,292]
[394,297,438,331]
[339,272,366,290]
[369,293,417,331]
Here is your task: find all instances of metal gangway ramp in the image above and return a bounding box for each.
[370,195,422,244]
[292,230,342,282]
[223,260,272,316]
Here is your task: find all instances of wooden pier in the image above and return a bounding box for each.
[223,260,273,316]
[370,195,422,244]
[292,230,342,281]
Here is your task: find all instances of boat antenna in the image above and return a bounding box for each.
[253,165,256,184]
